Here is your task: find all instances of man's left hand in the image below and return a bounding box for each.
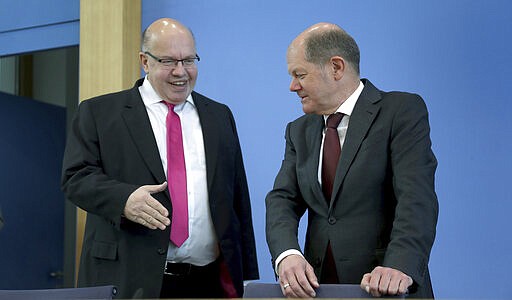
[360,266,413,297]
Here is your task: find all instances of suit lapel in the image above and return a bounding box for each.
[331,80,381,203]
[122,81,167,184]
[192,92,218,195]
[303,115,329,211]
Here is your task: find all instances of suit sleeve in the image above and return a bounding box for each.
[226,108,259,280]
[265,122,308,266]
[384,94,439,286]
[61,101,139,227]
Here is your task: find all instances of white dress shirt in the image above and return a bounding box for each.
[274,81,364,274]
[317,81,364,184]
[139,77,219,266]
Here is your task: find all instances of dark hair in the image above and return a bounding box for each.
[304,27,360,74]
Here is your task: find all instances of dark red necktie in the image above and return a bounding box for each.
[321,113,344,203]
[164,102,189,247]
[320,112,344,284]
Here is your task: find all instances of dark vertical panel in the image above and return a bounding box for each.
[0,92,66,289]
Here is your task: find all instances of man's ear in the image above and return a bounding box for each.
[139,52,149,73]
[330,56,345,80]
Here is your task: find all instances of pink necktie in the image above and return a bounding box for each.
[164,102,189,247]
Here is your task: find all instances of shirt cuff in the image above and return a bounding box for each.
[274,249,304,275]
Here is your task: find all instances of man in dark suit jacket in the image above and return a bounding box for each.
[266,23,438,298]
[62,18,258,298]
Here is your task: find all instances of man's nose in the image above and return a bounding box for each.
[171,62,187,76]
[290,78,301,91]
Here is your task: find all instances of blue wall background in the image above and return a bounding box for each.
[0,0,79,56]
[1,0,511,298]
[142,1,512,299]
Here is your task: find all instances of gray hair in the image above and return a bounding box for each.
[141,28,151,52]
[304,27,360,75]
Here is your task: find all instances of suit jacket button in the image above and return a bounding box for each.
[328,217,336,224]
[157,248,166,255]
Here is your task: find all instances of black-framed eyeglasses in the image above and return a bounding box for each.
[144,51,200,68]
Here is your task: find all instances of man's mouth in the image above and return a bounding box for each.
[171,81,187,86]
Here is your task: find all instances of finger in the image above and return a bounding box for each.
[143,183,169,217]
[145,196,169,219]
[283,286,298,298]
[297,264,317,297]
[279,282,291,297]
[280,277,297,298]
[137,214,157,230]
[290,273,314,298]
[141,209,169,230]
[145,181,168,194]
[360,273,371,293]
[286,280,303,298]
[278,255,315,297]
[305,263,320,288]
[398,276,413,295]
[386,276,400,295]
[124,186,165,219]
[368,270,382,297]
[145,214,162,230]
[397,278,408,295]
[378,271,392,295]
[150,212,170,229]
[280,271,307,298]
[144,199,170,225]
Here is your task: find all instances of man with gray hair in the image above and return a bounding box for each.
[266,22,438,298]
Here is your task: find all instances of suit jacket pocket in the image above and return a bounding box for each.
[91,240,118,260]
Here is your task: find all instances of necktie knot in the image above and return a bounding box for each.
[326,113,344,129]
[163,101,175,110]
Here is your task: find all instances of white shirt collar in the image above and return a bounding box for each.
[324,80,364,120]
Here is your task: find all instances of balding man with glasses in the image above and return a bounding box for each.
[62,18,258,299]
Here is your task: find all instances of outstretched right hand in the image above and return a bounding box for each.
[124,182,170,230]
